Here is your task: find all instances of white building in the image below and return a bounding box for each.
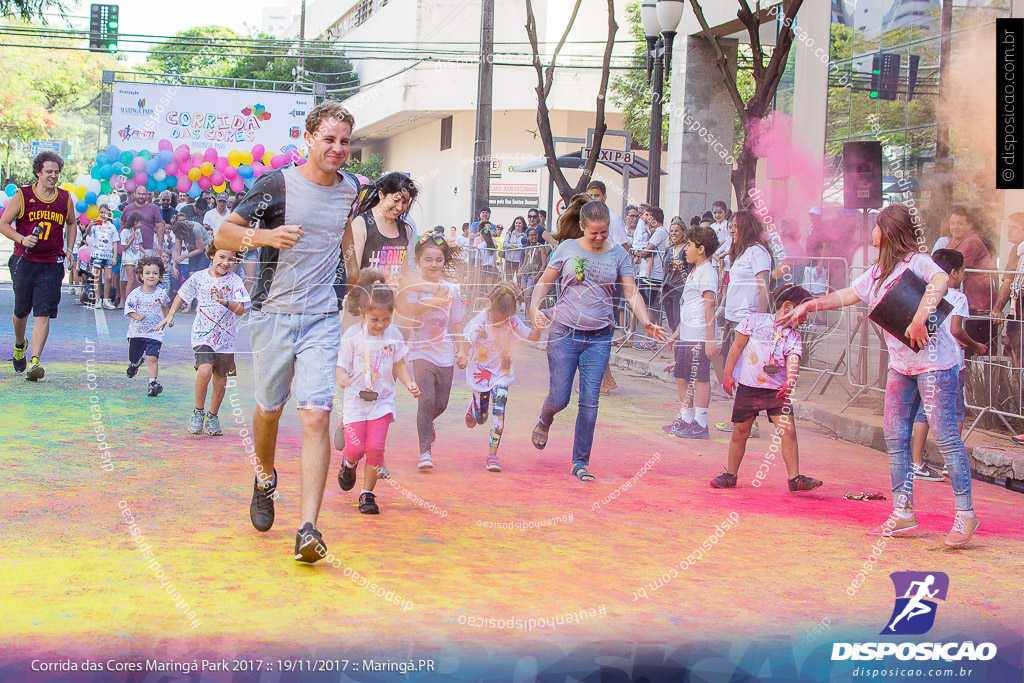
[283,0,657,232]
[262,5,298,38]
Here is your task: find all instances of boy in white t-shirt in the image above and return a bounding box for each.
[157,243,251,436]
[909,249,988,482]
[125,254,171,396]
[663,225,720,439]
[710,284,823,492]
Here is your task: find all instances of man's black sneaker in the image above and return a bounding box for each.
[789,474,823,492]
[359,491,380,514]
[127,361,140,378]
[338,462,356,491]
[249,469,277,532]
[147,381,163,397]
[12,341,27,373]
[294,522,327,563]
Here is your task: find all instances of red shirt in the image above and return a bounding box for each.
[948,233,994,310]
[13,185,74,263]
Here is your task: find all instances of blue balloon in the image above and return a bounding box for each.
[238,164,253,179]
[5,183,18,197]
[75,200,87,213]
[187,182,201,199]
[84,191,97,205]
[145,177,157,192]
[100,164,113,180]
[106,144,120,159]
[158,150,174,164]
[113,217,120,228]
[90,165,103,180]
[95,153,108,165]
[244,176,255,189]
[145,159,160,174]
[155,178,168,192]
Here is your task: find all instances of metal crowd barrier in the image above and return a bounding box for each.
[457,243,553,314]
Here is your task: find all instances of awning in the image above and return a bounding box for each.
[511,151,665,179]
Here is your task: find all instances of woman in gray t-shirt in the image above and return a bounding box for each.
[527,195,666,481]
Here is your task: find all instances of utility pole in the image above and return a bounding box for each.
[647,37,665,208]
[928,0,953,242]
[470,0,494,223]
[297,0,307,88]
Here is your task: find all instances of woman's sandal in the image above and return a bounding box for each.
[572,463,595,482]
[531,421,549,450]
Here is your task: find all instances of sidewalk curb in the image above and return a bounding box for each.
[609,353,1024,485]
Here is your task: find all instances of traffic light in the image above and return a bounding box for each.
[89,4,119,53]
[870,52,901,101]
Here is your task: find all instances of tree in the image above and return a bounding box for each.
[688,0,805,208]
[0,0,65,23]
[144,26,244,77]
[225,33,359,91]
[343,153,384,182]
[524,0,617,201]
[608,2,669,149]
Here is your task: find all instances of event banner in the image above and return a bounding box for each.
[109,82,314,153]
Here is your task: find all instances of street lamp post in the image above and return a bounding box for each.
[640,0,684,209]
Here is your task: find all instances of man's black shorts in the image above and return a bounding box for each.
[11,256,65,319]
[194,345,236,377]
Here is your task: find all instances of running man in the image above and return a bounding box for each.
[216,101,360,563]
[888,575,939,632]
[0,151,76,380]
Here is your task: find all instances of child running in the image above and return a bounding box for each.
[664,225,720,439]
[710,284,823,492]
[401,233,468,470]
[157,243,250,436]
[909,249,987,481]
[336,269,420,514]
[464,282,541,472]
[88,205,120,309]
[125,254,170,396]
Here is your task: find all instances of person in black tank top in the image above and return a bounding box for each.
[344,172,419,290]
[359,209,409,283]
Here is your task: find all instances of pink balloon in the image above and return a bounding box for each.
[211,171,224,186]
[190,153,203,168]
[270,155,287,169]
[134,171,148,185]
[230,176,244,193]
[214,156,228,171]
[175,146,190,163]
[176,175,190,192]
[295,157,307,166]
[251,144,265,159]
[110,175,126,190]
[251,161,264,176]
[165,161,178,176]
[223,166,238,180]
[131,157,146,172]
[158,139,172,152]
[203,147,218,163]
[197,176,212,190]
[79,214,90,226]
[124,180,136,192]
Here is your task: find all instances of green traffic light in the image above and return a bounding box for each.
[107,42,117,52]
[870,91,878,98]
[872,69,880,74]
[108,20,118,28]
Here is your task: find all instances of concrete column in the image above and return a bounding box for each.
[665,34,738,220]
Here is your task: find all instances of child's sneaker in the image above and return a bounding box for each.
[912,463,945,482]
[679,422,710,439]
[418,452,434,470]
[126,360,141,378]
[358,491,380,514]
[486,454,502,472]
[188,409,205,434]
[865,511,919,536]
[337,462,356,491]
[204,412,223,436]
[945,511,979,547]
[12,341,27,373]
[662,417,686,433]
[710,471,737,488]
[715,421,734,432]
[147,381,163,397]
[102,299,115,310]
[788,474,823,492]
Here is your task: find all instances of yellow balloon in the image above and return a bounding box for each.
[187,167,201,181]
[200,162,214,176]
[227,150,240,167]
[61,183,75,192]
[213,184,226,193]
[262,151,274,166]
[85,205,99,220]
[240,151,254,165]
[75,185,87,200]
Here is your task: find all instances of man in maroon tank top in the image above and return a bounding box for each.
[0,152,76,380]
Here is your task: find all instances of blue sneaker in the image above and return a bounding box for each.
[678,422,710,439]
[670,421,694,438]
[662,417,687,433]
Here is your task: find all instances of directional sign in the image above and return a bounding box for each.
[581,147,634,165]
[30,140,68,157]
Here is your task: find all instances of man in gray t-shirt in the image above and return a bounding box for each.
[216,102,359,564]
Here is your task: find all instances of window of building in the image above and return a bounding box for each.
[440,115,453,151]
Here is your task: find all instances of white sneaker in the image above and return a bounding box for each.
[68,286,78,295]
[377,463,390,480]
[418,452,434,470]
[102,299,115,309]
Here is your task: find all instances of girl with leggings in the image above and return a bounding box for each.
[528,195,667,481]
[400,234,468,470]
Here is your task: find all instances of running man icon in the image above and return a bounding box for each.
[881,571,949,635]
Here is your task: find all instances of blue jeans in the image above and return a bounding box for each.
[539,323,612,466]
[883,368,973,511]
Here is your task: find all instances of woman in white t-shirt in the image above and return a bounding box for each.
[714,210,772,433]
[780,204,979,547]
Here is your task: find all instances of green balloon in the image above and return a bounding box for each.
[119,151,132,165]
[139,150,152,160]
[113,210,122,218]
[100,180,112,193]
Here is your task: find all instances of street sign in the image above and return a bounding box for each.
[30,140,67,157]
[581,147,634,165]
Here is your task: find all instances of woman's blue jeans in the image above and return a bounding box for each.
[539,323,613,466]
[883,368,973,511]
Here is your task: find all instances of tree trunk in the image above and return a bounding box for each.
[731,144,757,210]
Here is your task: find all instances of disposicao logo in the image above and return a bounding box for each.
[832,572,997,662]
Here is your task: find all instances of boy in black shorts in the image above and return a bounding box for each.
[711,284,823,492]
